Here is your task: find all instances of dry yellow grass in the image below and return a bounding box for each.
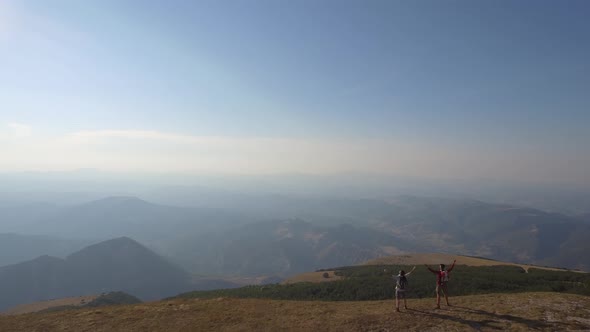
[282,270,343,284]
[0,292,588,331]
[364,253,571,272]
[2,295,98,315]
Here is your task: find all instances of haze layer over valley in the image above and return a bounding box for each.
[2,172,589,282]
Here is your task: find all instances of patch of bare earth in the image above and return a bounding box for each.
[0,292,589,331]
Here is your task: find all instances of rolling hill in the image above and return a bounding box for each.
[282,253,575,284]
[169,219,416,276]
[0,196,255,248]
[384,196,590,271]
[177,263,590,302]
[166,196,590,276]
[363,253,572,271]
[3,195,590,276]
[0,237,192,311]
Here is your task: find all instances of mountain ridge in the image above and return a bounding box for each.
[0,237,192,311]
[3,195,590,275]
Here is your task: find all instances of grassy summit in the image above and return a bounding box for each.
[2,255,588,331]
[0,293,589,331]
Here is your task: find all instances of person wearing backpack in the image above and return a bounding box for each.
[425,259,456,309]
[394,266,416,312]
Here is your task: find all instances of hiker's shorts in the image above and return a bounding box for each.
[395,289,406,299]
[436,283,448,293]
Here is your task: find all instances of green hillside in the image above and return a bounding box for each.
[176,265,590,301]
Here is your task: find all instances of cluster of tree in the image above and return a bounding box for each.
[83,292,142,308]
[176,265,590,301]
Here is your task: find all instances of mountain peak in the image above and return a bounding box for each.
[0,237,192,311]
[65,236,148,260]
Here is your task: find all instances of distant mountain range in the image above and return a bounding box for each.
[1,194,589,279]
[169,196,590,274]
[172,196,590,276]
[170,219,415,276]
[0,196,256,257]
[64,196,254,238]
[375,196,590,270]
[0,237,192,311]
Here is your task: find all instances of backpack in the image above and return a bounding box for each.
[397,275,408,290]
[441,270,449,282]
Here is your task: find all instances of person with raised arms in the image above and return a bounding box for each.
[425,259,456,309]
[394,266,416,312]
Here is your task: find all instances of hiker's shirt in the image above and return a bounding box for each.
[427,261,456,286]
[436,271,447,286]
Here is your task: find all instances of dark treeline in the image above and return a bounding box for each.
[175,265,590,301]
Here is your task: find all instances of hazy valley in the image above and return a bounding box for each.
[2,192,589,278]
[1,187,590,319]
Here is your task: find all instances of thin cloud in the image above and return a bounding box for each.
[7,123,32,138]
[8,128,416,174]
[1,128,588,185]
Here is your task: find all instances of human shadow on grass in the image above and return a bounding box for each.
[450,305,588,331]
[406,306,550,331]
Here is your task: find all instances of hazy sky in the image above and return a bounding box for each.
[1,1,589,185]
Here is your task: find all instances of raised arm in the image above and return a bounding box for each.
[447,259,457,272]
[406,266,417,276]
[424,264,437,273]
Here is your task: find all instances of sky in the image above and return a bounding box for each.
[1,0,589,186]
